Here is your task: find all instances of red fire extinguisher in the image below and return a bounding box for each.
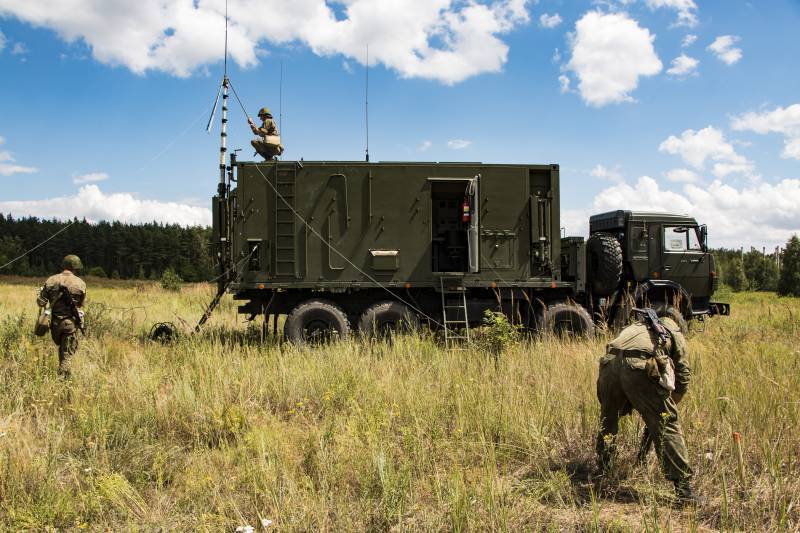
[461,197,471,223]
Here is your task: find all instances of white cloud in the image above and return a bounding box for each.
[731,103,800,160]
[564,176,800,248]
[0,136,37,177]
[666,53,698,77]
[564,11,662,107]
[73,171,109,184]
[645,0,698,27]
[447,139,472,149]
[658,126,753,178]
[784,138,800,160]
[0,30,6,51]
[665,168,701,183]
[418,140,432,152]
[590,164,624,183]
[558,74,571,93]
[708,35,742,65]
[539,13,562,29]
[0,185,211,226]
[551,48,561,63]
[0,0,531,85]
[681,34,697,48]
[10,41,27,55]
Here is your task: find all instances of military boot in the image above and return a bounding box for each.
[673,480,699,506]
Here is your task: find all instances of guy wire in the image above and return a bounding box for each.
[0,220,76,271]
[227,80,250,119]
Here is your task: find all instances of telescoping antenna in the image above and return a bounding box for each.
[365,44,370,163]
[206,0,231,196]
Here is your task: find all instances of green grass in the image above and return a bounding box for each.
[0,278,798,530]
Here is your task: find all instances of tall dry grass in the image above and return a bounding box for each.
[0,278,798,530]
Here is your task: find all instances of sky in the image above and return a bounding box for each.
[0,0,798,249]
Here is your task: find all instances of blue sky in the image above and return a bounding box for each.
[0,0,798,248]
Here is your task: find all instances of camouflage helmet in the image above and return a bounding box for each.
[62,254,83,272]
[258,106,271,117]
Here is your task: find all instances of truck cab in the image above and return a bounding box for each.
[587,210,727,322]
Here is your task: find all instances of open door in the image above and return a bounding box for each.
[429,176,479,273]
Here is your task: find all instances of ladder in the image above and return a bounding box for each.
[439,275,470,347]
[274,163,298,278]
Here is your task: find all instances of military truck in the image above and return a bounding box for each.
[212,157,727,343]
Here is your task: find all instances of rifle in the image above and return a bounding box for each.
[59,285,85,334]
[632,307,669,463]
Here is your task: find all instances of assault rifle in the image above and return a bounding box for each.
[632,307,670,348]
[59,285,85,334]
[632,307,669,464]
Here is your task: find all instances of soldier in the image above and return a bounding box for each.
[37,254,86,379]
[595,313,696,505]
[248,106,283,160]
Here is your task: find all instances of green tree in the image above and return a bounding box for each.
[778,236,800,297]
[743,250,780,291]
[724,257,748,292]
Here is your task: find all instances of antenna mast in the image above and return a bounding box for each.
[365,44,369,162]
[279,59,283,145]
[219,0,229,192]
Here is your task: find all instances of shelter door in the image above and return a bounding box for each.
[430,177,479,273]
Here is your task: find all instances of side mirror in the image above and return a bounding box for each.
[699,225,708,251]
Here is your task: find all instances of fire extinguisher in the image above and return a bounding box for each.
[461,196,471,223]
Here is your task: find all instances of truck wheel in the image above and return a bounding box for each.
[358,301,419,338]
[656,305,689,335]
[284,299,351,345]
[542,303,595,338]
[587,232,623,296]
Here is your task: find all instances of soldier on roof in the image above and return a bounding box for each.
[248,106,283,160]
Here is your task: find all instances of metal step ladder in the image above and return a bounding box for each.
[439,275,470,347]
[274,164,298,278]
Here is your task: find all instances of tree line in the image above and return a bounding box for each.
[2,214,800,295]
[0,215,214,282]
[712,235,800,296]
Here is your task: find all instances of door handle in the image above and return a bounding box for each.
[663,266,671,271]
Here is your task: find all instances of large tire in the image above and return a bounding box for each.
[542,303,595,338]
[357,301,420,338]
[587,232,623,297]
[284,299,351,345]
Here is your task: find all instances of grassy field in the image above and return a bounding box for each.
[0,277,798,531]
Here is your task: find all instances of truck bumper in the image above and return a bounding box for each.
[707,302,730,316]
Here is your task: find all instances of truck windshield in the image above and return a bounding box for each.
[664,226,702,252]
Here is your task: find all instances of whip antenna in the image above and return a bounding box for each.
[279,59,284,145]
[365,44,370,162]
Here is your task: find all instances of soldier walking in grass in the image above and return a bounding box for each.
[248,106,283,160]
[37,255,86,378]
[595,310,697,505]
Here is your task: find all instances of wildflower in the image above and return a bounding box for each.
[235,526,254,533]
[261,518,274,528]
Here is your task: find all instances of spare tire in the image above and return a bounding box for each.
[542,303,595,338]
[284,299,351,345]
[587,232,623,296]
[358,301,420,338]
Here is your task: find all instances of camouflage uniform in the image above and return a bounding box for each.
[37,264,86,378]
[596,317,694,495]
[250,107,283,160]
